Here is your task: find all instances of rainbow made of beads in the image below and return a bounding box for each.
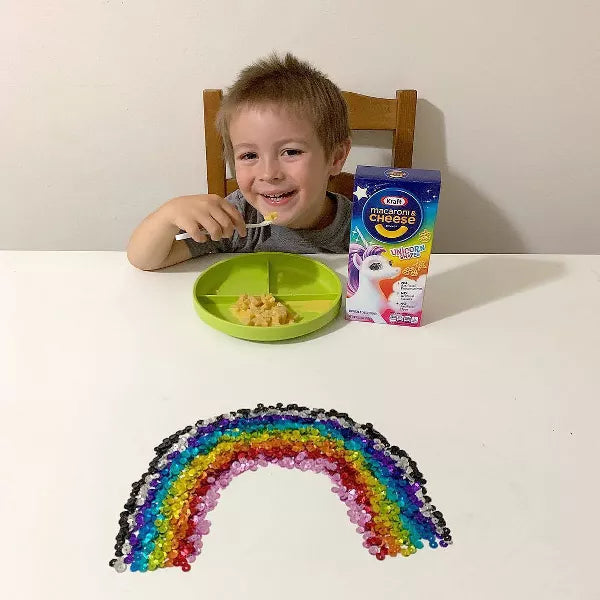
[110,404,452,572]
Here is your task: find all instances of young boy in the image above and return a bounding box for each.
[127,53,352,270]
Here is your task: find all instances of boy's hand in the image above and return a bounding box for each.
[161,194,247,243]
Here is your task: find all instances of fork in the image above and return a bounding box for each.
[174,215,277,241]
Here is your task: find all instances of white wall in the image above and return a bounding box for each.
[2,0,599,252]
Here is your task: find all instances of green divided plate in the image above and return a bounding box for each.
[193,252,342,341]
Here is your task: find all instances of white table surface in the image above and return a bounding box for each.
[1,251,599,599]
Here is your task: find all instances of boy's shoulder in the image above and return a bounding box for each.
[297,191,351,252]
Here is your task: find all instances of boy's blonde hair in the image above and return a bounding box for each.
[216,53,350,166]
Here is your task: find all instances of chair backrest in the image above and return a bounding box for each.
[203,89,417,199]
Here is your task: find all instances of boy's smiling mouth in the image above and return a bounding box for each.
[259,190,297,206]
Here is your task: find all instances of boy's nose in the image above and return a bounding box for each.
[259,158,283,182]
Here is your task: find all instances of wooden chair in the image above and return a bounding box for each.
[202,89,417,199]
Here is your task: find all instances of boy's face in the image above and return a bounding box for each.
[229,104,349,229]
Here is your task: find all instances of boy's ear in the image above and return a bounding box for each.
[329,138,352,176]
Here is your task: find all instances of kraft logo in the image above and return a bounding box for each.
[380,196,408,207]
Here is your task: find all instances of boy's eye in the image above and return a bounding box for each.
[282,149,303,156]
[239,152,257,160]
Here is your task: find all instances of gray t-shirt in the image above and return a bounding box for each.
[184,189,351,257]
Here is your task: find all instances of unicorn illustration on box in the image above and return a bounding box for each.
[346,243,400,323]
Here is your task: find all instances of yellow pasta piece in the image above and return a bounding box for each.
[231,294,296,326]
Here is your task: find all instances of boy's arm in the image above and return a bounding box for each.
[127,194,247,271]
[126,207,192,270]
